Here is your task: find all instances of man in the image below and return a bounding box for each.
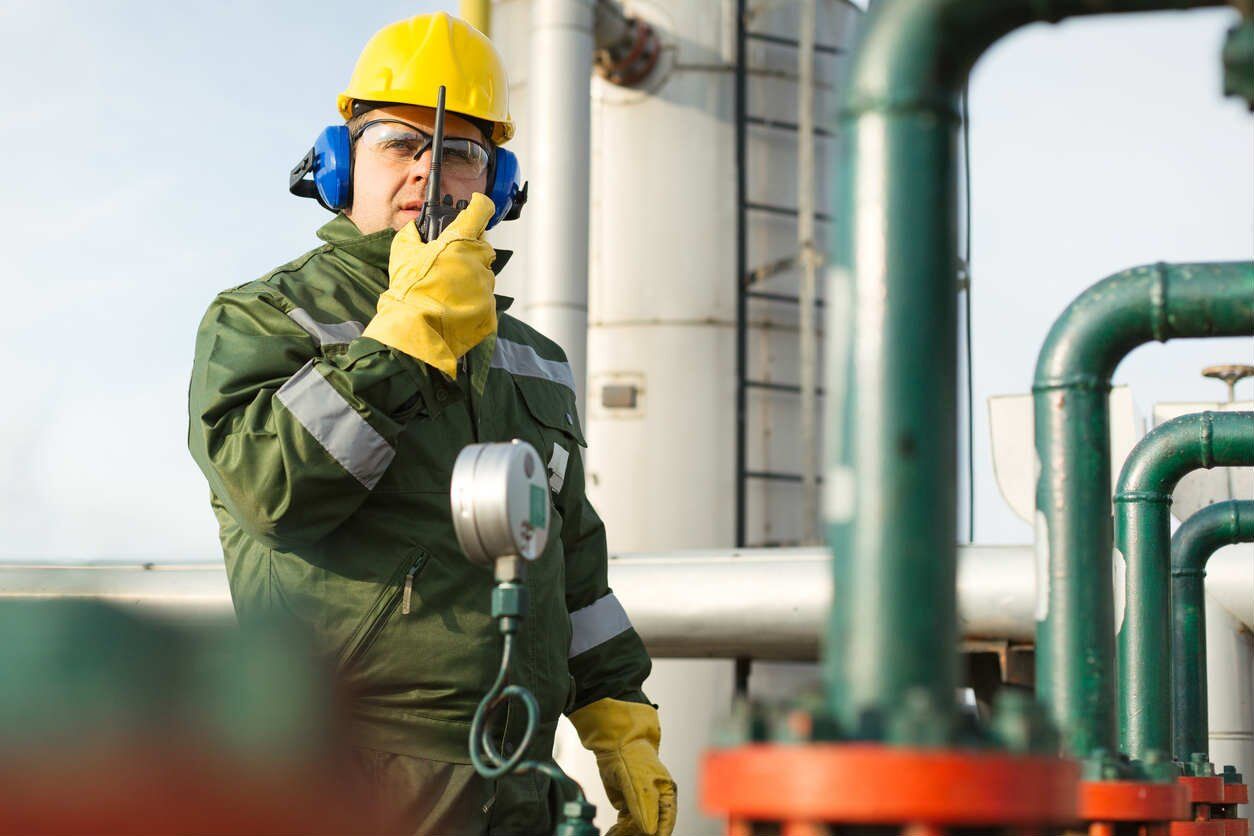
[187,13,676,836]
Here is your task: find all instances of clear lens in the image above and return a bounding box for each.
[357,121,489,178]
[440,139,490,178]
[360,122,427,161]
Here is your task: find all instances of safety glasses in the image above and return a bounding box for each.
[353,119,491,180]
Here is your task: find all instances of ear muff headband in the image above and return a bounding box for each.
[290,125,527,227]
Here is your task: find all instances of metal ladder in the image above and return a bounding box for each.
[732,0,859,548]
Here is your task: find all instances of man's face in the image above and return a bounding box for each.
[344,103,490,234]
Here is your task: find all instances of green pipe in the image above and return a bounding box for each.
[1033,262,1254,760]
[829,0,1227,741]
[1116,412,1254,762]
[1170,500,1254,763]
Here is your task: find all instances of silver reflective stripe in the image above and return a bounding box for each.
[287,308,364,347]
[491,338,576,393]
[547,442,570,494]
[568,593,633,658]
[275,361,394,489]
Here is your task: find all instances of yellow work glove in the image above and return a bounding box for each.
[362,192,497,378]
[568,698,677,836]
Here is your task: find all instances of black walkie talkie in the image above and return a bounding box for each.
[415,85,464,243]
[413,85,513,273]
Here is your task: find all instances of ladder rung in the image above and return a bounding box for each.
[744,255,796,286]
[745,115,836,139]
[744,380,826,396]
[744,471,826,484]
[745,290,825,307]
[746,201,833,223]
[745,470,804,483]
[745,31,844,56]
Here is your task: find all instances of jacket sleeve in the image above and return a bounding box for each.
[188,287,440,548]
[558,432,653,712]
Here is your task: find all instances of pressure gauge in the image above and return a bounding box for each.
[450,440,550,567]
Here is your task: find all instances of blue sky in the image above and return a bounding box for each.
[0,0,445,558]
[0,2,1248,557]
[965,8,1253,540]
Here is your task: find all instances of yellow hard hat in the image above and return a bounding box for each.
[338,12,515,145]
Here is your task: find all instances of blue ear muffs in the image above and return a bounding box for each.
[288,126,352,211]
[290,125,528,226]
[485,146,528,229]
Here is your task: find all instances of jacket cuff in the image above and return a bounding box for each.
[341,336,462,421]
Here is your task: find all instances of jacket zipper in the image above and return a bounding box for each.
[341,551,427,669]
[401,563,421,615]
[460,353,479,439]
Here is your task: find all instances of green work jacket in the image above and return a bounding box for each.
[187,214,651,763]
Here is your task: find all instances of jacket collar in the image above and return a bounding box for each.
[316,213,395,271]
[314,216,517,316]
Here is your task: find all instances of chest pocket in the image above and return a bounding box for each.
[511,375,585,496]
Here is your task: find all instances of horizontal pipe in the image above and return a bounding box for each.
[1116,411,1254,762]
[0,547,1044,658]
[1033,261,1254,759]
[1171,501,1254,763]
[4,546,1254,664]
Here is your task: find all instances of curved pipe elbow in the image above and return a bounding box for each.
[1171,500,1254,576]
[1034,262,1254,395]
[845,0,1228,117]
[1116,411,1254,499]
[1034,263,1174,394]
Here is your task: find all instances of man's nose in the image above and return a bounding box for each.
[408,153,433,183]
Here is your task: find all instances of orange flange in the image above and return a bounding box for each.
[1220,820,1248,836]
[1168,823,1228,836]
[0,745,371,835]
[1079,780,1190,822]
[701,743,1079,826]
[1222,782,1248,805]
[1180,776,1228,805]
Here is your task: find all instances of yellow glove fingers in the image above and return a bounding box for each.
[363,193,498,373]
[616,742,661,834]
[605,818,638,836]
[656,780,677,836]
[571,700,676,836]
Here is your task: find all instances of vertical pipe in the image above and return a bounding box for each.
[1033,366,1115,757]
[526,0,594,415]
[1205,598,1254,796]
[1032,263,1254,759]
[460,0,491,37]
[798,0,819,545]
[1115,412,1254,762]
[834,76,961,733]
[1174,561,1210,761]
[828,0,1226,739]
[1170,500,1254,762]
[734,0,748,549]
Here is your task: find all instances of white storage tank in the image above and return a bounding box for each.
[491,1,861,832]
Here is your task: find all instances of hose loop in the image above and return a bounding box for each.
[467,632,589,806]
